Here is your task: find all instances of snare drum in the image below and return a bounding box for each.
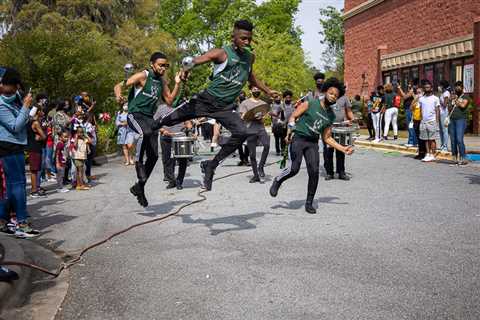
[332,126,357,146]
[172,136,195,158]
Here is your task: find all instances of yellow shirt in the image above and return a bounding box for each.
[412,100,422,121]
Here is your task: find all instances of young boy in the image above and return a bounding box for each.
[71,127,90,190]
[55,131,70,193]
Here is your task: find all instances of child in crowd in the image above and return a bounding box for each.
[55,131,70,193]
[27,106,47,198]
[70,126,90,190]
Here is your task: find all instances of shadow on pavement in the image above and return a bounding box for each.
[463,173,480,185]
[271,197,348,210]
[181,179,202,189]
[137,200,191,217]
[180,211,275,235]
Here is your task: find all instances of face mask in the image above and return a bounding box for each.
[324,95,336,106]
[1,94,17,104]
[274,99,281,104]
[316,83,323,90]
[123,105,128,111]
[455,89,463,95]
[252,92,261,98]
[285,100,292,105]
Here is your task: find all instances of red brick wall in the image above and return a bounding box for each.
[345,0,369,12]
[344,0,480,96]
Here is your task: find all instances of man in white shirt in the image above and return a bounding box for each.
[419,80,440,162]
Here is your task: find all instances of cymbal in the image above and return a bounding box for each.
[243,103,270,121]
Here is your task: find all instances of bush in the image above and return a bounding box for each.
[96,121,118,156]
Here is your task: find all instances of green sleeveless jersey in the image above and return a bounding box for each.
[128,69,163,117]
[206,45,253,105]
[294,98,336,140]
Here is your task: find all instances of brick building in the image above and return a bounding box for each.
[343,0,480,133]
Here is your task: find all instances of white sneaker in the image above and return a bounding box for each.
[56,188,70,193]
[210,142,218,148]
[373,139,380,143]
[404,144,413,147]
[422,154,436,162]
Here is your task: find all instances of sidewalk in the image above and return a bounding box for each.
[354,131,480,160]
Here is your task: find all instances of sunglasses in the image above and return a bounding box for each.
[158,64,170,68]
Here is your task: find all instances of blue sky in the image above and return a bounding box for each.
[257,0,344,70]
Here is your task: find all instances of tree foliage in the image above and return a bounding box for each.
[319,6,344,78]
[0,0,316,110]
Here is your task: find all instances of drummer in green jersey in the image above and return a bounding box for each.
[152,20,278,191]
[113,52,185,207]
[269,78,354,214]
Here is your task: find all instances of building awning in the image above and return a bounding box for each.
[381,35,474,71]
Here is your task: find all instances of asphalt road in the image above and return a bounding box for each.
[26,144,480,320]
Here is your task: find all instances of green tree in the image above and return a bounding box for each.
[319,6,344,78]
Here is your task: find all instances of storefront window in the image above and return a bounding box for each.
[450,60,463,85]
[424,64,434,85]
[434,63,445,89]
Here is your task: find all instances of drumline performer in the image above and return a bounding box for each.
[270,90,295,156]
[152,20,278,191]
[269,78,354,214]
[159,119,193,191]
[113,52,185,207]
[239,85,270,183]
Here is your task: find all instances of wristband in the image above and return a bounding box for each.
[287,122,295,130]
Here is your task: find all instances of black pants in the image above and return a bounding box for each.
[247,127,270,178]
[153,92,249,169]
[275,135,319,204]
[201,123,213,141]
[85,144,96,178]
[160,137,187,185]
[323,142,345,176]
[413,120,427,157]
[272,124,287,154]
[238,145,249,163]
[127,112,159,188]
[366,113,374,138]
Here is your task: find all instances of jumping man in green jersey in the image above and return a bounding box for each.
[113,52,185,207]
[269,78,354,214]
[152,20,278,191]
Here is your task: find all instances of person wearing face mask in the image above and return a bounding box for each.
[323,86,354,181]
[448,81,470,165]
[271,90,295,156]
[312,72,325,99]
[418,79,441,162]
[269,78,354,214]
[114,52,185,207]
[239,86,271,182]
[115,103,137,165]
[152,20,278,192]
[0,67,40,238]
[235,91,250,166]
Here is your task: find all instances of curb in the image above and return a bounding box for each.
[354,140,453,161]
[0,235,30,311]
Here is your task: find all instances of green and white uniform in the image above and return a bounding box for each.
[274,98,336,205]
[128,69,163,117]
[206,45,253,105]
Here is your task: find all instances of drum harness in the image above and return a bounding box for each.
[1,159,283,279]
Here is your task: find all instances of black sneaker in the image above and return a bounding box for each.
[269,178,280,197]
[305,203,317,214]
[130,183,148,207]
[0,266,19,282]
[258,167,265,178]
[176,184,183,190]
[383,136,388,140]
[249,176,261,183]
[338,173,350,181]
[201,161,215,191]
[0,222,15,236]
[394,135,398,140]
[324,174,334,181]
[166,181,176,189]
[30,192,44,198]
